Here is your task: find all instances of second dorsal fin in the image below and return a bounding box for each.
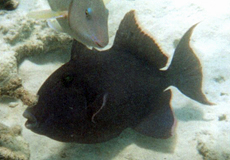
[112,10,168,69]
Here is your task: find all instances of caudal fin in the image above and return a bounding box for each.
[166,24,213,105]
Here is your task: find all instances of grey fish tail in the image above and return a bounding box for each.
[166,24,213,105]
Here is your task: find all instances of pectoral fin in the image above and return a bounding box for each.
[133,90,176,139]
[47,19,64,32]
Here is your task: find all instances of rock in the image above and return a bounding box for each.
[0,52,17,84]
[0,75,38,107]
[0,0,19,10]
[0,123,30,160]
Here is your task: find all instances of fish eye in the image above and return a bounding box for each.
[85,8,92,19]
[62,74,74,87]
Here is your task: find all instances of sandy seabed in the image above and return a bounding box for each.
[0,0,230,160]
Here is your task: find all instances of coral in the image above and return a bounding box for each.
[0,75,38,107]
[0,52,17,83]
[0,123,30,160]
[1,17,72,60]
[0,0,19,10]
[0,11,72,106]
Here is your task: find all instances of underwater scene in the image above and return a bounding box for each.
[0,0,230,159]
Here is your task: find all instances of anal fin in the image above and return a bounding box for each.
[133,90,176,139]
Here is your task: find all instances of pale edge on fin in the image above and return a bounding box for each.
[131,10,168,58]
[113,10,168,69]
[167,23,214,105]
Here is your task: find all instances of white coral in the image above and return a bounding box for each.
[0,123,30,160]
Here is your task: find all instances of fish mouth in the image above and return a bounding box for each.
[94,40,109,48]
[23,110,38,129]
[91,35,108,48]
[95,41,103,48]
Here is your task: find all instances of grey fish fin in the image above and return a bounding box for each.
[166,24,213,105]
[47,19,64,32]
[133,90,176,139]
[112,10,168,69]
[47,0,72,35]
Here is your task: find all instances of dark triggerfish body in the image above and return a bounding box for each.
[23,10,212,143]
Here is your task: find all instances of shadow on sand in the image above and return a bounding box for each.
[44,128,177,160]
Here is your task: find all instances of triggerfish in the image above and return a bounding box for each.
[28,0,111,48]
[23,10,213,144]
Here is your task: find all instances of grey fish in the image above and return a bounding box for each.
[23,10,212,144]
[28,0,110,48]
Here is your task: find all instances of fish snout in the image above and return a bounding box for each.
[91,35,109,48]
[95,39,108,48]
[23,110,38,129]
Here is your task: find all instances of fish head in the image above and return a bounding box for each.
[23,60,101,142]
[68,0,109,48]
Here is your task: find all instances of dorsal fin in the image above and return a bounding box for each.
[71,40,90,60]
[112,10,168,69]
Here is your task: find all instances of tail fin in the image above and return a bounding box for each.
[166,24,213,105]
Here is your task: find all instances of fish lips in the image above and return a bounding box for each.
[87,34,109,48]
[23,109,38,130]
[23,109,48,136]
[92,34,109,48]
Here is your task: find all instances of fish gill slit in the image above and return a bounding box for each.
[91,93,108,123]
